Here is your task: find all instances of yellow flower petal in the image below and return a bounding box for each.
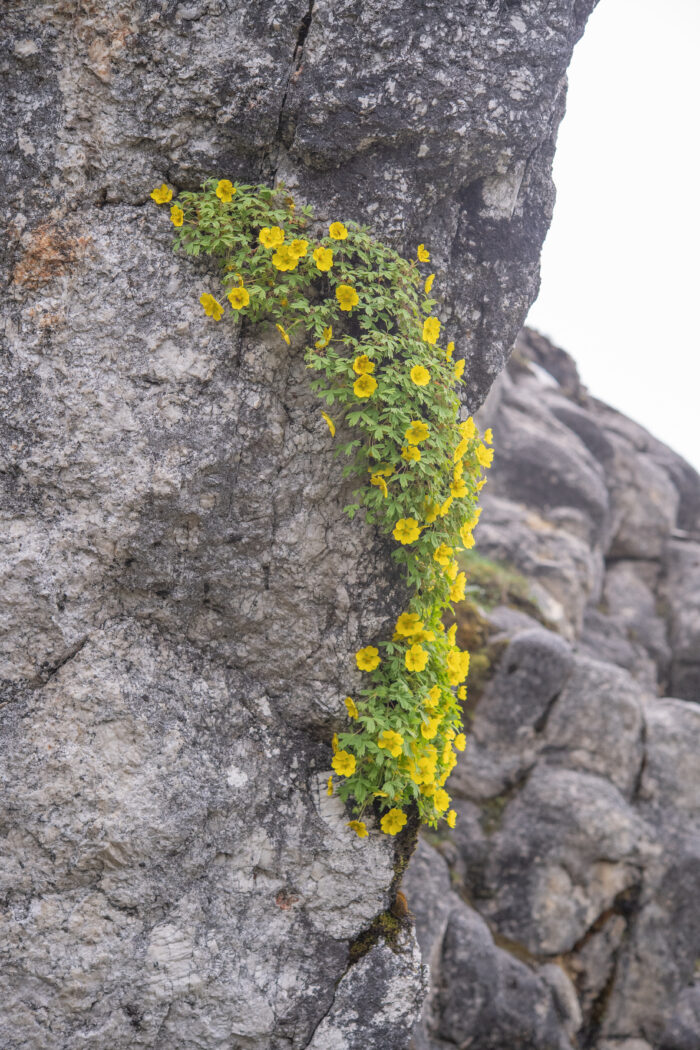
[321,411,336,437]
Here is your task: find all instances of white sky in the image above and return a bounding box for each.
[526,0,700,471]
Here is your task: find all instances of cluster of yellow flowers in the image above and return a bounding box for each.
[151,178,494,839]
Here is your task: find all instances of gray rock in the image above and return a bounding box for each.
[638,698,700,818]
[603,560,671,677]
[487,402,610,539]
[477,494,605,637]
[604,435,680,560]
[543,655,646,797]
[306,932,427,1050]
[474,768,650,956]
[663,541,700,701]
[659,984,700,1050]
[2,0,598,410]
[601,838,700,1047]
[0,621,416,1050]
[405,841,576,1050]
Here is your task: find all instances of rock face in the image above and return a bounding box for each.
[408,329,700,1049]
[1,4,597,1049]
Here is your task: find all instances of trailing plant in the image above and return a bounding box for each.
[150,178,494,836]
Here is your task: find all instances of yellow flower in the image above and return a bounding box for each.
[353,354,375,375]
[410,364,430,386]
[348,820,368,838]
[215,179,235,202]
[434,788,450,813]
[450,573,466,603]
[289,238,309,258]
[433,544,453,567]
[460,528,475,549]
[401,445,421,463]
[454,460,464,481]
[356,646,381,671]
[463,507,482,530]
[446,809,457,829]
[345,696,359,719]
[380,808,407,835]
[313,246,334,271]
[457,686,467,701]
[272,245,299,271]
[170,204,184,227]
[393,518,421,545]
[424,686,440,711]
[353,374,377,398]
[484,428,493,444]
[315,326,333,349]
[395,612,423,636]
[276,323,291,346]
[446,341,455,361]
[259,226,285,248]
[329,222,348,240]
[424,499,440,524]
[370,474,388,498]
[454,358,465,379]
[336,283,359,311]
[445,560,458,581]
[150,183,172,204]
[405,420,430,445]
[460,417,476,439]
[227,286,250,310]
[417,244,430,262]
[424,273,435,293]
[420,716,439,740]
[477,478,488,490]
[199,293,224,320]
[454,733,466,752]
[378,729,404,758]
[447,650,470,685]
[447,624,457,646]
[405,643,428,673]
[332,750,356,777]
[454,437,469,462]
[451,478,468,499]
[321,411,335,437]
[332,733,339,754]
[422,316,441,344]
[327,775,334,796]
[439,495,453,517]
[477,443,494,468]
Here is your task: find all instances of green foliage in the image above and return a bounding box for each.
[459,550,546,623]
[153,177,495,833]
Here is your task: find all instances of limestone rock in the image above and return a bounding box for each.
[414,329,700,1049]
[405,841,577,1050]
[2,0,602,1044]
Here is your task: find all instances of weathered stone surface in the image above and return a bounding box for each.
[414,330,700,1049]
[2,0,602,1045]
[659,984,700,1050]
[662,540,700,701]
[405,841,577,1050]
[306,932,427,1050]
[473,767,649,956]
[543,655,646,797]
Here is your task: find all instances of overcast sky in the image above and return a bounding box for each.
[527,0,700,471]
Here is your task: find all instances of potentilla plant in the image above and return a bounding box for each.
[151,178,494,837]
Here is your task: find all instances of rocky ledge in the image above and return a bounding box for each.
[407,328,700,1050]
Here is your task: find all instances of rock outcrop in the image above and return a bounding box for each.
[408,329,700,1049]
[1,3,597,1048]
